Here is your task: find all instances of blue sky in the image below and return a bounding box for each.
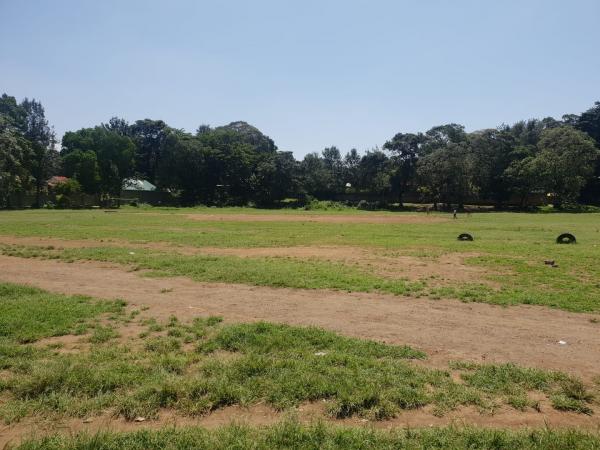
[1,0,599,157]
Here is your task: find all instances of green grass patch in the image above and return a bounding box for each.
[0,283,125,344]
[0,288,594,425]
[0,209,599,311]
[16,420,600,450]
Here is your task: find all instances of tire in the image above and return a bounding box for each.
[457,233,474,241]
[556,233,576,244]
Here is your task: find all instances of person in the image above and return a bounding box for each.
[453,209,457,219]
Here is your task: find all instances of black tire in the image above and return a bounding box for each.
[457,233,474,241]
[556,233,576,244]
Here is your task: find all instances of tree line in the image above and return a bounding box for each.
[1,92,599,209]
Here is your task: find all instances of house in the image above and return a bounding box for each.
[122,178,156,192]
[121,178,171,205]
[47,176,70,188]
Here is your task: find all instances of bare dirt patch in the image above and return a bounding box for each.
[0,235,497,286]
[0,255,598,381]
[185,213,449,224]
[2,401,600,449]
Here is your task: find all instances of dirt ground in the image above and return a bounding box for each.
[0,255,598,380]
[2,400,600,449]
[0,236,497,286]
[1,253,600,445]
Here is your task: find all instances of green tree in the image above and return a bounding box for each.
[572,102,600,204]
[503,154,544,208]
[468,128,516,206]
[343,148,361,189]
[416,143,475,209]
[62,150,101,194]
[156,131,212,205]
[535,126,598,207]
[128,119,170,184]
[20,98,57,207]
[383,132,426,206]
[0,117,30,207]
[299,153,331,198]
[62,127,135,197]
[249,151,297,206]
[358,150,392,196]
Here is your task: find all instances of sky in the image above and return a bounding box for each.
[1,0,599,157]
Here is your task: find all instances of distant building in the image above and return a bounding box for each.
[121,178,171,205]
[47,176,70,188]
[122,178,156,192]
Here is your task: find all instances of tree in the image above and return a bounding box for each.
[62,150,101,194]
[503,154,544,208]
[196,124,211,135]
[299,153,331,198]
[573,102,600,204]
[358,150,391,196]
[468,128,516,206]
[321,146,344,194]
[103,117,130,136]
[575,102,600,145]
[535,126,598,207]
[0,94,27,130]
[20,98,57,207]
[62,127,135,197]
[424,123,467,151]
[156,131,211,205]
[0,117,30,207]
[343,148,361,189]
[416,142,475,209]
[128,119,170,183]
[383,132,426,206]
[249,151,297,206]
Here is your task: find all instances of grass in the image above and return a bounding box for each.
[16,420,600,450]
[0,208,599,311]
[0,285,594,425]
[0,283,124,345]
[0,244,423,296]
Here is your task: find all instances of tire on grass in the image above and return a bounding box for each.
[556,233,576,244]
[457,233,474,241]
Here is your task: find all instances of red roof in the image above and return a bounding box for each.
[47,176,69,187]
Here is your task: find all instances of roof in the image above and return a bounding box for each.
[47,176,69,187]
[122,178,157,191]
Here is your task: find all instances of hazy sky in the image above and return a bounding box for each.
[1,0,599,157]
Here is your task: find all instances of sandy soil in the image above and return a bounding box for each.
[0,255,598,380]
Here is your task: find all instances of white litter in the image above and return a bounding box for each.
[134,416,146,422]
[314,351,327,356]
[558,340,567,345]
[129,252,135,255]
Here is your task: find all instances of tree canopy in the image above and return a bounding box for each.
[1,93,599,209]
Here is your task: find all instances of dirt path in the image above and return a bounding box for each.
[1,255,599,380]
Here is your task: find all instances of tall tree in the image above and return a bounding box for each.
[535,126,598,207]
[20,98,57,207]
[0,116,30,207]
[416,142,475,209]
[573,102,600,204]
[128,119,170,183]
[383,132,426,206]
[343,148,361,189]
[62,127,135,197]
[468,128,516,206]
